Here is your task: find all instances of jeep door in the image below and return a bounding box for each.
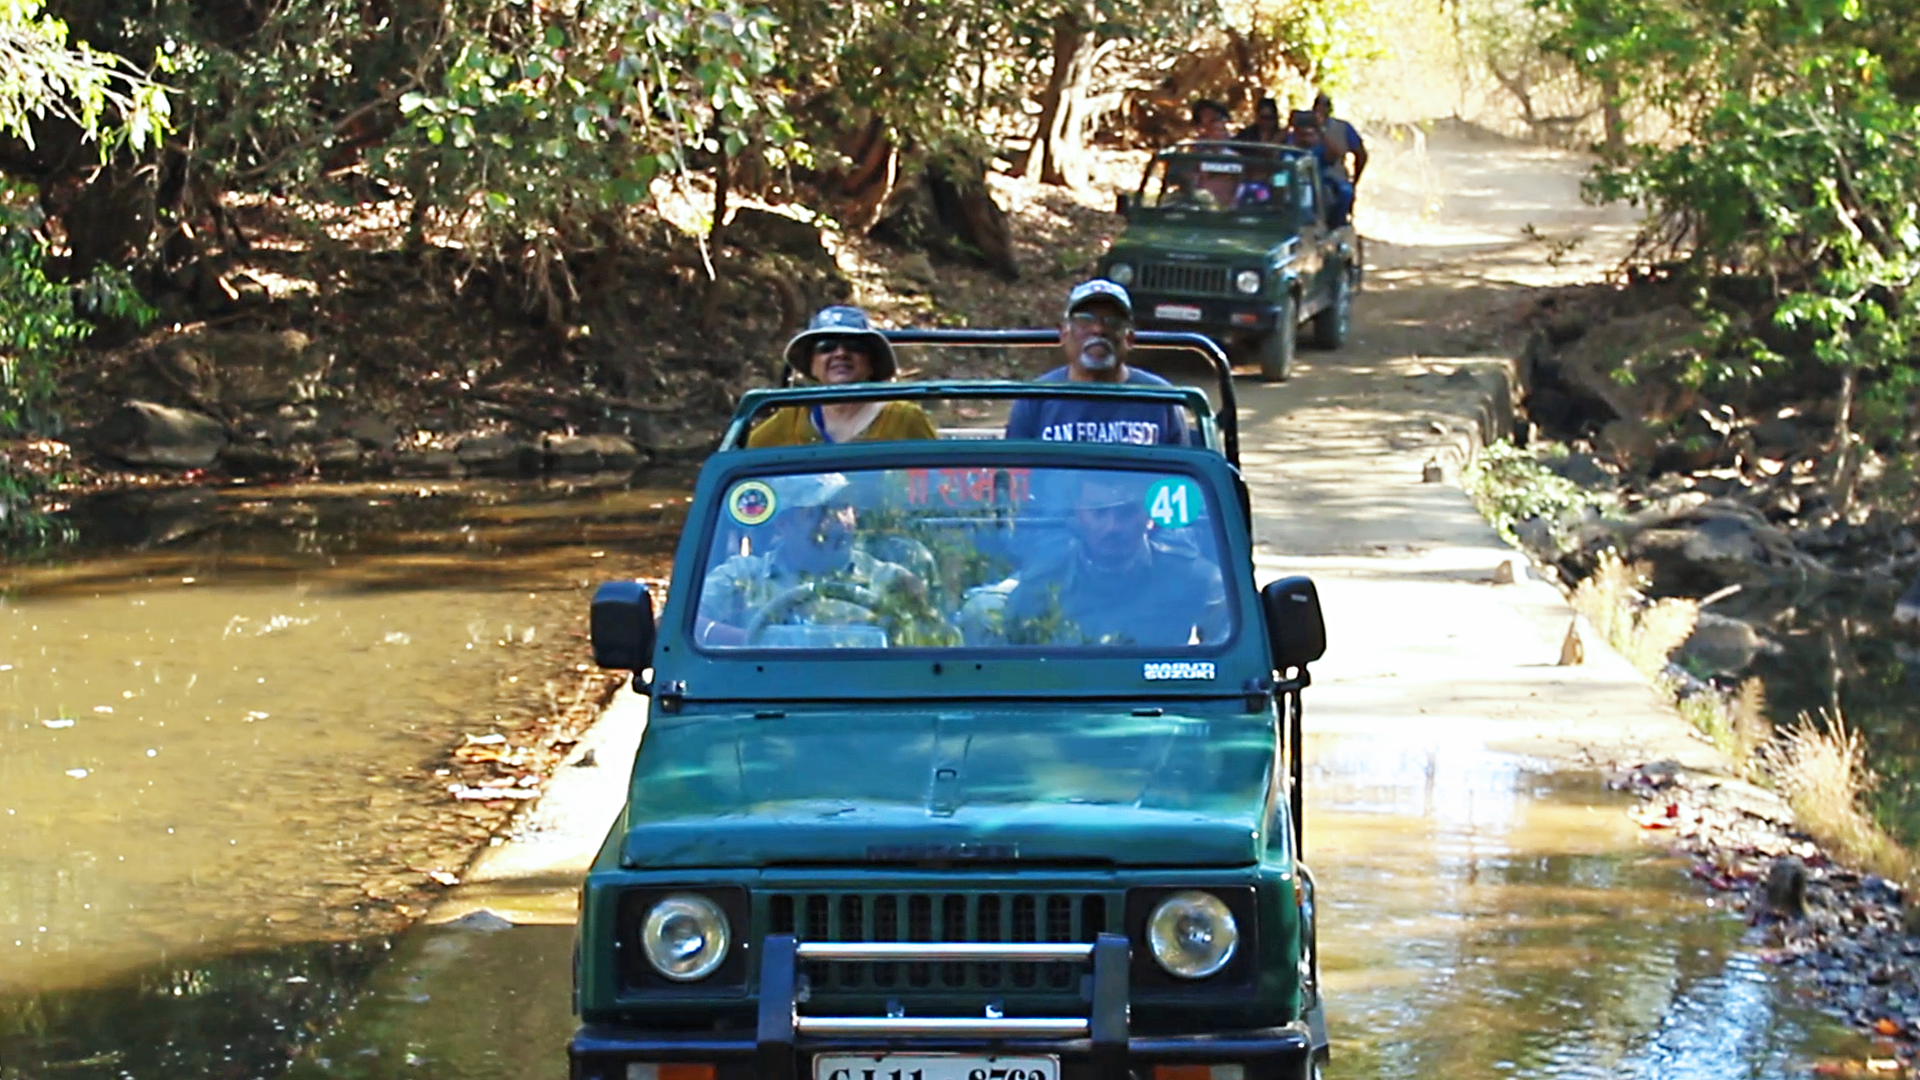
[1292,158,1338,319]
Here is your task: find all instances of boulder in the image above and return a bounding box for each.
[1897,574,1920,627]
[1513,515,1557,558]
[94,401,228,468]
[1750,414,1814,460]
[726,207,834,266]
[346,415,400,450]
[543,434,644,474]
[1548,306,1705,425]
[871,160,1019,281]
[1630,515,1768,590]
[456,434,540,477]
[314,438,364,476]
[220,443,303,478]
[1546,451,1614,489]
[1678,613,1781,675]
[153,330,332,410]
[608,410,725,457]
[1598,417,1659,471]
[394,449,460,477]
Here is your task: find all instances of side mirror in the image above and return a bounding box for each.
[1261,576,1326,672]
[1116,192,1136,217]
[591,580,657,677]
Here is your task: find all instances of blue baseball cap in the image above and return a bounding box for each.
[1064,279,1133,319]
[784,305,898,380]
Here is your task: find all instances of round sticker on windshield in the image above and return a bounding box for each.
[727,480,776,526]
[1145,477,1201,528]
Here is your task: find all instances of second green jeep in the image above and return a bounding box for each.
[1105,142,1360,382]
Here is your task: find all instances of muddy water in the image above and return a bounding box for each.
[0,477,688,1076]
[1311,742,1868,1077]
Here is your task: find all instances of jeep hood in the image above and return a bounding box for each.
[621,710,1274,869]
[1111,224,1290,264]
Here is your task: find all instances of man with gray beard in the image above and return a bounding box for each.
[1003,279,1189,445]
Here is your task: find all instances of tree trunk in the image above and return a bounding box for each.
[699,143,732,331]
[1044,34,1105,190]
[1600,73,1626,158]
[1017,11,1082,182]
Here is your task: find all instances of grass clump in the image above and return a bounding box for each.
[1775,711,1917,886]
[1463,441,1592,545]
[1569,552,1699,678]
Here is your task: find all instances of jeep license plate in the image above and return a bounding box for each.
[813,1054,1058,1080]
[1153,303,1202,322]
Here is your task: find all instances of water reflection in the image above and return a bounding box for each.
[0,476,688,1077]
[287,924,574,1080]
[0,936,391,1080]
[1315,748,1869,1080]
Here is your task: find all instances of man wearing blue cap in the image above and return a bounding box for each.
[1003,280,1189,445]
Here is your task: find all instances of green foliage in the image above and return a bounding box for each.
[0,0,168,155]
[388,0,797,260]
[1224,0,1392,91]
[1541,0,1920,448]
[1464,440,1601,541]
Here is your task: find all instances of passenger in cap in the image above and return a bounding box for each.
[747,306,937,447]
[1003,280,1189,446]
[697,471,955,647]
[1001,471,1226,647]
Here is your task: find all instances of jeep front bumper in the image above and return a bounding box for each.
[569,936,1316,1080]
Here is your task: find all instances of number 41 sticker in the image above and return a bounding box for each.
[1145,477,1201,528]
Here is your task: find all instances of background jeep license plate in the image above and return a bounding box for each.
[1153,303,1203,321]
[814,1054,1058,1080]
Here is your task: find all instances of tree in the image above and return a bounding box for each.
[1542,0,1920,514]
[0,0,165,550]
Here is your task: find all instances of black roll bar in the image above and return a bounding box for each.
[872,328,1241,463]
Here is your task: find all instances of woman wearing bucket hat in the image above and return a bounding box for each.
[746,306,937,447]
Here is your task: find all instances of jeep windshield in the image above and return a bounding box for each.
[694,464,1232,652]
[1140,153,1294,215]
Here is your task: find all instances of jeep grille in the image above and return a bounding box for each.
[1138,262,1232,296]
[766,891,1113,993]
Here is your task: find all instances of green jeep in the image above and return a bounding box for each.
[573,332,1329,1080]
[1104,141,1361,382]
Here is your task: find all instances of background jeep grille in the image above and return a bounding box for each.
[1138,262,1232,296]
[767,891,1111,992]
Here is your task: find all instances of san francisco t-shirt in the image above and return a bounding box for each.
[1003,367,1189,445]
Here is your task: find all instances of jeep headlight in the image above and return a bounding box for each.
[1108,262,1135,286]
[640,893,731,981]
[1234,269,1262,294]
[1147,890,1239,979]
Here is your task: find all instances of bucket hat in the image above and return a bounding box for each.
[783,306,898,381]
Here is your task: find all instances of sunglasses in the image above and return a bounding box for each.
[811,336,873,357]
[1069,311,1132,334]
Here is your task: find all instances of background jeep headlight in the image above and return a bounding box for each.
[1234,269,1262,294]
[641,893,731,981]
[1108,262,1135,285]
[1147,890,1239,978]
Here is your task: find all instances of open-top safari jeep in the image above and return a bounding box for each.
[1103,141,1361,382]
[572,330,1330,1080]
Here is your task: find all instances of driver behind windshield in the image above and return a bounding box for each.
[697,473,954,647]
[1004,472,1228,647]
